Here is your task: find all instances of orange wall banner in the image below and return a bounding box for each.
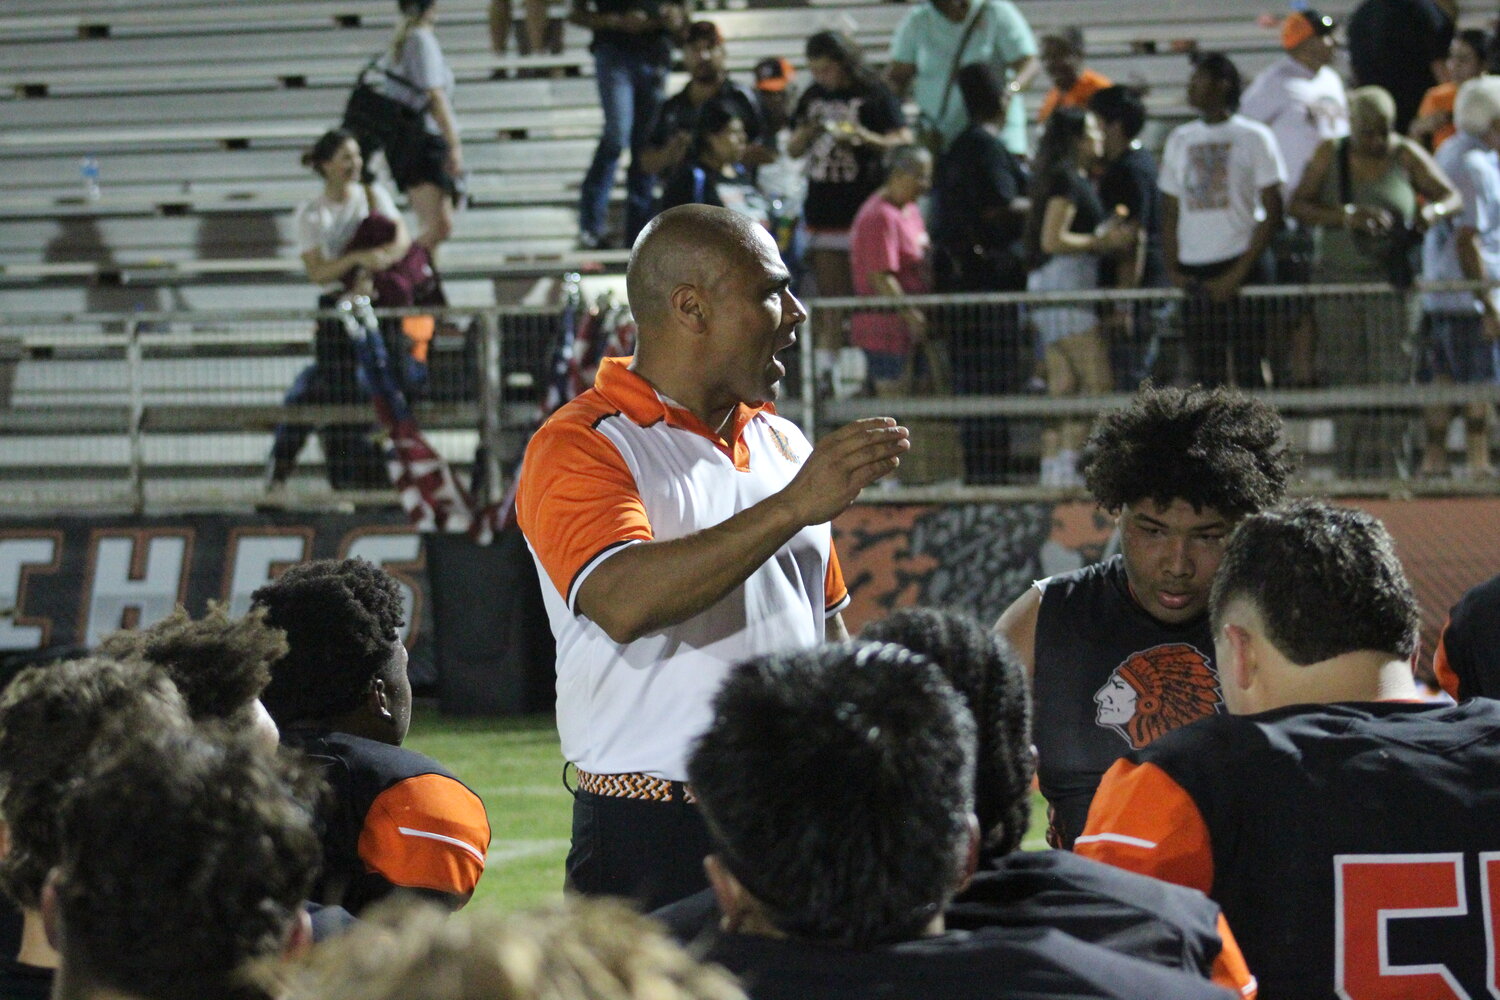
[834,498,1500,675]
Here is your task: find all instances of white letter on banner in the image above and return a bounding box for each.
[84,535,189,646]
[225,535,311,618]
[0,538,58,650]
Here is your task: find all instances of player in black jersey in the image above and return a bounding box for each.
[996,384,1293,848]
[254,558,489,914]
[1079,501,1500,1000]
[685,641,1239,1000]
[654,607,1257,995]
[1433,569,1500,699]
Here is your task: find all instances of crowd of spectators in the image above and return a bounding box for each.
[300,0,1500,487]
[545,2,1499,484]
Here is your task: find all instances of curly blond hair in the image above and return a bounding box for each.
[279,898,745,1000]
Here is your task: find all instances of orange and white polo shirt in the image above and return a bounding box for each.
[516,357,849,781]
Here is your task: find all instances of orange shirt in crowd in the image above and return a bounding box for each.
[1039,68,1113,121]
[1417,82,1457,150]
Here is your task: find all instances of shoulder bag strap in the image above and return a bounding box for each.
[358,52,433,115]
[1337,136,1353,208]
[936,2,987,123]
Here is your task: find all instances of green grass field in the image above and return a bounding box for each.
[404,705,1053,915]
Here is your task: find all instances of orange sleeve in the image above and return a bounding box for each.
[825,540,849,614]
[1212,912,1258,998]
[1432,619,1461,700]
[1417,86,1444,119]
[357,774,491,901]
[1074,759,1215,895]
[515,412,654,607]
[1077,70,1111,105]
[1039,88,1059,121]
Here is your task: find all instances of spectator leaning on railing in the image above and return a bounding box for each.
[930,63,1028,484]
[1159,52,1286,388]
[848,145,935,391]
[1419,74,1500,479]
[1023,107,1136,486]
[1289,85,1458,479]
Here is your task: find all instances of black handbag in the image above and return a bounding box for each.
[342,57,432,161]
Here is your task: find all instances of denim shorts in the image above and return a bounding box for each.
[1419,313,1500,384]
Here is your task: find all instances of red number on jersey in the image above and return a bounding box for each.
[1334,853,1491,1000]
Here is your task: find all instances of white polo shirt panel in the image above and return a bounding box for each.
[516,358,848,781]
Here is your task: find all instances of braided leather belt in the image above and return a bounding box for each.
[575,769,697,803]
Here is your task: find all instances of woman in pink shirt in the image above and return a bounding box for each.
[848,145,934,385]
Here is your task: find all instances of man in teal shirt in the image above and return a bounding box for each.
[888,0,1039,155]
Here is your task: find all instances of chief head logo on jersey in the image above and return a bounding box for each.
[1093,643,1222,749]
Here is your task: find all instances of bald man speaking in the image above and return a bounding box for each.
[517,205,909,909]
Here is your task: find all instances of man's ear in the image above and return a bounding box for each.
[282,908,314,961]
[40,870,62,951]
[704,854,750,933]
[1223,622,1257,692]
[668,282,709,335]
[0,818,10,860]
[955,812,981,894]
[367,677,393,722]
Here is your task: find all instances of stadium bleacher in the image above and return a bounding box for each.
[0,0,1365,501]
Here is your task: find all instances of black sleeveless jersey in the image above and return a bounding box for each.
[1135,699,1500,1000]
[702,924,1237,1000]
[1033,555,1222,847]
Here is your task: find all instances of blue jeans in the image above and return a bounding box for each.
[578,41,666,243]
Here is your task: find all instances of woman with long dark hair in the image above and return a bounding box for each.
[658,100,771,226]
[789,30,909,375]
[1023,106,1134,485]
[375,0,462,253]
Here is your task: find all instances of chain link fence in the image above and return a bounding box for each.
[802,282,1500,493]
[1,281,1497,512]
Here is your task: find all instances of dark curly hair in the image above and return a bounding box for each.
[54,720,321,1000]
[252,559,406,726]
[97,604,285,730]
[1080,384,1294,517]
[861,607,1033,857]
[0,657,186,909]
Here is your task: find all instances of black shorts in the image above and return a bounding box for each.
[386,129,459,201]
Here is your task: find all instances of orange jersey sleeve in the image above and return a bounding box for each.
[1074,759,1215,896]
[825,540,849,614]
[357,773,491,902]
[515,403,654,607]
[1039,88,1060,121]
[1212,912,1258,999]
[1432,619,1461,700]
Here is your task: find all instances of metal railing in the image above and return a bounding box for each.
[800,281,1500,496]
[1,280,1497,512]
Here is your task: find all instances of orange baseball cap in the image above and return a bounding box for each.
[754,57,795,92]
[1282,9,1335,51]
